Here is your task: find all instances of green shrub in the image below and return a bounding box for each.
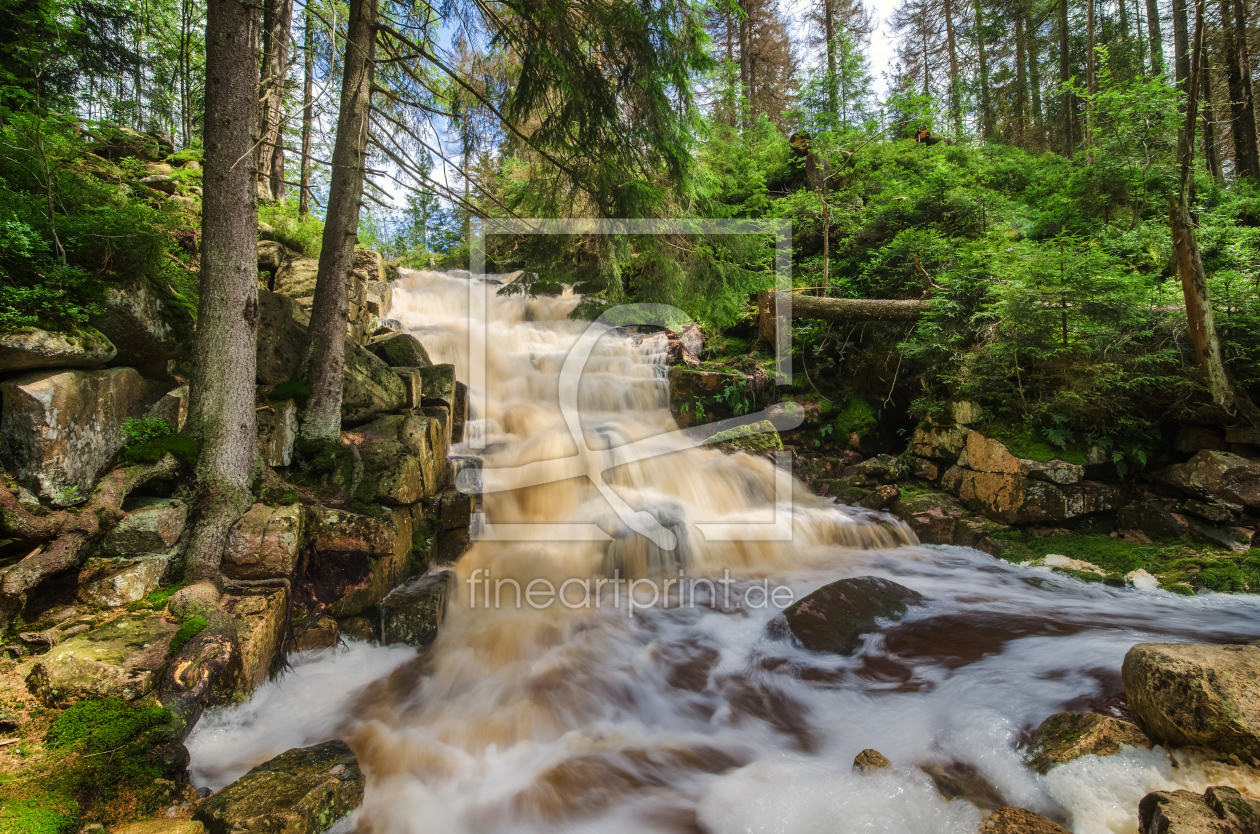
[122,415,172,444]
[259,199,324,256]
[119,435,199,466]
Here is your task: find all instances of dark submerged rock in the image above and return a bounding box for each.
[772,576,923,655]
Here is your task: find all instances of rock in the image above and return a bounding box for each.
[223,503,304,580]
[337,616,376,643]
[77,557,171,607]
[293,616,339,652]
[1123,642,1260,764]
[272,252,321,298]
[424,488,474,531]
[418,363,456,409]
[1192,523,1256,553]
[1043,554,1107,575]
[1176,426,1230,454]
[381,571,454,647]
[257,399,298,467]
[1226,425,1260,446]
[392,366,423,408]
[956,467,1122,526]
[25,611,177,707]
[100,497,188,556]
[254,289,311,385]
[194,740,364,834]
[368,332,432,369]
[966,432,1026,475]
[222,589,287,693]
[85,124,163,161]
[359,439,423,505]
[0,325,116,373]
[257,240,288,273]
[854,454,904,481]
[149,385,190,432]
[112,821,205,834]
[980,807,1070,834]
[365,281,392,319]
[892,489,967,545]
[951,401,984,425]
[0,367,150,503]
[1182,499,1239,524]
[909,425,966,461]
[1024,458,1085,485]
[909,455,942,481]
[342,339,406,422]
[1154,450,1260,510]
[1138,786,1260,834]
[353,248,385,281]
[710,420,783,458]
[137,175,177,195]
[299,505,414,619]
[358,413,447,499]
[858,484,900,511]
[453,381,468,443]
[429,527,470,565]
[851,748,891,773]
[665,322,703,367]
[669,367,745,428]
[90,280,192,375]
[1027,712,1152,773]
[774,576,924,655]
[1127,569,1160,590]
[1117,503,1190,540]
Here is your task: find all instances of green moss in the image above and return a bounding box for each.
[270,379,311,401]
[119,435,199,466]
[0,798,77,834]
[167,615,207,656]
[831,396,877,439]
[711,420,783,455]
[984,425,1090,466]
[1164,582,1197,595]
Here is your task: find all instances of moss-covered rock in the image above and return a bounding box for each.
[1153,450,1260,511]
[26,612,177,707]
[381,570,453,647]
[1026,712,1152,773]
[194,741,364,834]
[0,325,117,372]
[772,576,923,655]
[1138,786,1260,834]
[342,340,406,423]
[711,420,782,457]
[368,332,431,368]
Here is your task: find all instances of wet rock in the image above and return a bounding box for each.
[26,611,177,707]
[419,363,457,409]
[337,616,376,643]
[774,576,924,655]
[194,740,364,834]
[711,420,783,458]
[90,280,191,374]
[77,557,172,608]
[851,748,891,773]
[981,807,1070,834]
[342,339,406,422]
[1117,503,1190,540]
[368,332,431,368]
[1153,450,1260,510]
[429,527,470,565]
[0,325,116,372]
[381,571,454,647]
[424,488,475,531]
[1123,642,1260,764]
[112,821,205,834]
[858,484,900,511]
[257,398,298,467]
[1127,569,1160,590]
[0,367,150,503]
[100,497,188,556]
[669,367,746,428]
[920,759,1005,810]
[149,384,190,432]
[892,489,968,545]
[453,381,468,443]
[223,503,304,580]
[254,290,311,385]
[909,425,966,461]
[1138,785,1260,834]
[1175,426,1230,454]
[358,413,447,499]
[1027,712,1152,773]
[222,589,287,693]
[1042,554,1107,575]
[299,505,414,618]
[293,616,339,652]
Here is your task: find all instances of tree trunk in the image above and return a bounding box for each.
[739,1,750,126]
[757,291,929,345]
[1120,0,1131,39]
[1202,49,1222,181]
[1087,0,1096,163]
[299,0,377,443]
[1016,10,1028,143]
[1028,7,1046,145]
[1171,0,1260,428]
[1173,0,1191,92]
[300,7,313,219]
[1147,0,1165,75]
[258,0,294,201]
[1135,0,1149,70]
[946,0,962,136]
[824,0,839,117]
[1221,0,1252,174]
[1233,0,1260,178]
[184,0,261,580]
[1059,0,1074,159]
[977,0,993,140]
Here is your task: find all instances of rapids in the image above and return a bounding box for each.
[188,270,1260,834]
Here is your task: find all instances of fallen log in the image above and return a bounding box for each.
[757,290,930,344]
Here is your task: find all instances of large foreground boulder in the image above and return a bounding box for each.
[981,807,1070,834]
[255,289,311,385]
[1027,712,1152,773]
[26,612,177,707]
[298,505,415,618]
[773,576,923,655]
[368,332,431,368]
[195,740,364,834]
[343,339,406,422]
[0,325,116,373]
[381,571,454,647]
[1154,450,1260,510]
[0,367,151,503]
[223,503,304,580]
[1138,786,1260,833]
[89,279,192,375]
[1122,642,1260,764]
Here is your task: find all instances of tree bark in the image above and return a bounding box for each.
[1173,0,1191,93]
[300,7,313,219]
[977,0,993,140]
[184,0,261,581]
[300,0,377,443]
[259,0,294,201]
[1233,0,1260,178]
[824,0,839,117]
[757,291,929,344]
[946,0,962,136]
[739,1,751,127]
[1221,0,1252,175]
[1202,49,1222,181]
[1028,7,1046,146]
[1087,0,1096,163]
[1016,10,1028,144]
[1147,0,1165,75]
[1059,0,1074,159]
[1171,0,1260,428]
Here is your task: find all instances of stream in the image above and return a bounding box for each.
[187,269,1260,834]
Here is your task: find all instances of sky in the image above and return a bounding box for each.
[783,0,904,98]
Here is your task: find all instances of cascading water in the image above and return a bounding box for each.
[188,270,1260,834]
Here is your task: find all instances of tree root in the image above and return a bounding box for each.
[0,454,183,628]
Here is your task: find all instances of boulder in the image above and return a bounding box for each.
[1138,786,1260,834]
[149,385,190,432]
[353,248,385,281]
[90,280,192,374]
[113,821,205,834]
[955,469,1122,526]
[453,381,468,443]
[360,441,423,505]
[77,556,173,608]
[223,503,304,580]
[854,454,904,481]
[858,483,900,510]
[1153,450,1260,510]
[257,240,288,274]
[1122,642,1260,764]
[392,366,423,408]
[299,505,414,618]
[365,281,392,319]
[272,252,321,299]
[381,571,454,647]
[0,367,150,503]
[25,611,177,707]
[1192,523,1255,553]
[293,616,339,652]
[85,124,163,161]
[951,401,984,425]
[1027,712,1152,773]
[0,325,116,373]
[1176,426,1230,454]
[1182,499,1238,524]
[965,431,1084,484]
[137,175,177,195]
[342,339,406,423]
[851,748,891,773]
[368,332,431,368]
[1226,425,1260,446]
[1116,503,1190,541]
[419,363,456,409]
[337,616,376,643]
[194,740,364,834]
[669,367,744,428]
[358,413,447,499]
[891,489,968,545]
[980,807,1070,834]
[258,398,298,467]
[424,488,474,532]
[255,289,311,385]
[222,589,288,693]
[429,527,470,564]
[100,497,187,556]
[773,576,923,655]
[909,425,966,461]
[665,322,703,367]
